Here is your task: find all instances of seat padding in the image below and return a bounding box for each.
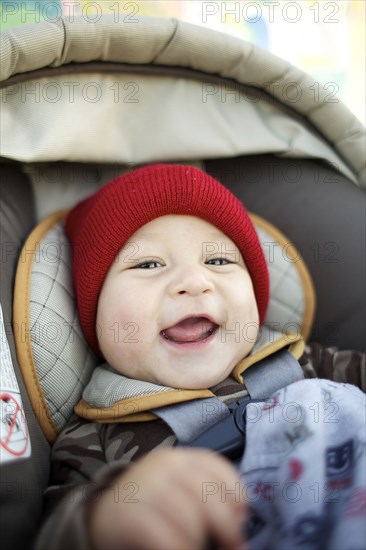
[0,165,50,549]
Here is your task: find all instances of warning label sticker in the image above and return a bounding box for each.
[0,303,31,464]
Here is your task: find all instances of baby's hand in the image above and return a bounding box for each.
[90,448,246,550]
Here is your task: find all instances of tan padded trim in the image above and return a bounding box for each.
[250,213,316,341]
[75,388,214,423]
[231,333,304,384]
[13,210,67,444]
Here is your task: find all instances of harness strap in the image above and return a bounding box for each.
[153,397,230,443]
[243,347,304,399]
[154,349,304,444]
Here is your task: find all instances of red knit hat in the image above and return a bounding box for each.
[65,164,269,355]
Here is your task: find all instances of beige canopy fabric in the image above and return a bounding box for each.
[0,15,365,187]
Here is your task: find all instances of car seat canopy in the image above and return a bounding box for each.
[0,15,365,186]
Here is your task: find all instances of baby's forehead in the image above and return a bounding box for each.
[126,214,234,242]
[115,214,243,266]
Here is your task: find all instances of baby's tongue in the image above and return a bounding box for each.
[163,317,214,343]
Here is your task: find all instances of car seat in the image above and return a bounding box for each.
[0,15,365,549]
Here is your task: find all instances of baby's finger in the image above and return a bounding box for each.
[117,503,199,550]
[186,451,246,547]
[177,450,245,510]
[162,451,245,548]
[140,478,208,548]
[144,460,244,550]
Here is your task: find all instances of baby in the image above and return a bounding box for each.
[45,163,269,549]
[38,164,365,550]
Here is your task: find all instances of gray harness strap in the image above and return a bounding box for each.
[154,349,304,443]
[153,397,230,443]
[243,347,304,400]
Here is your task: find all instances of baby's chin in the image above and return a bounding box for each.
[156,371,231,391]
[145,360,241,390]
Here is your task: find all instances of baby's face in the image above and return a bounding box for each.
[96,215,259,389]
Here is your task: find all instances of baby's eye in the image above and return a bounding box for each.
[135,260,162,269]
[206,258,232,266]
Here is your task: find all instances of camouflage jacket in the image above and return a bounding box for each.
[35,344,365,550]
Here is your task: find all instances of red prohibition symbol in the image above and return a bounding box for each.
[0,393,29,457]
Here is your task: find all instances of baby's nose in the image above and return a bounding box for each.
[169,268,214,297]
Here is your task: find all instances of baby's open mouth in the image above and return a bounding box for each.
[160,316,219,344]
